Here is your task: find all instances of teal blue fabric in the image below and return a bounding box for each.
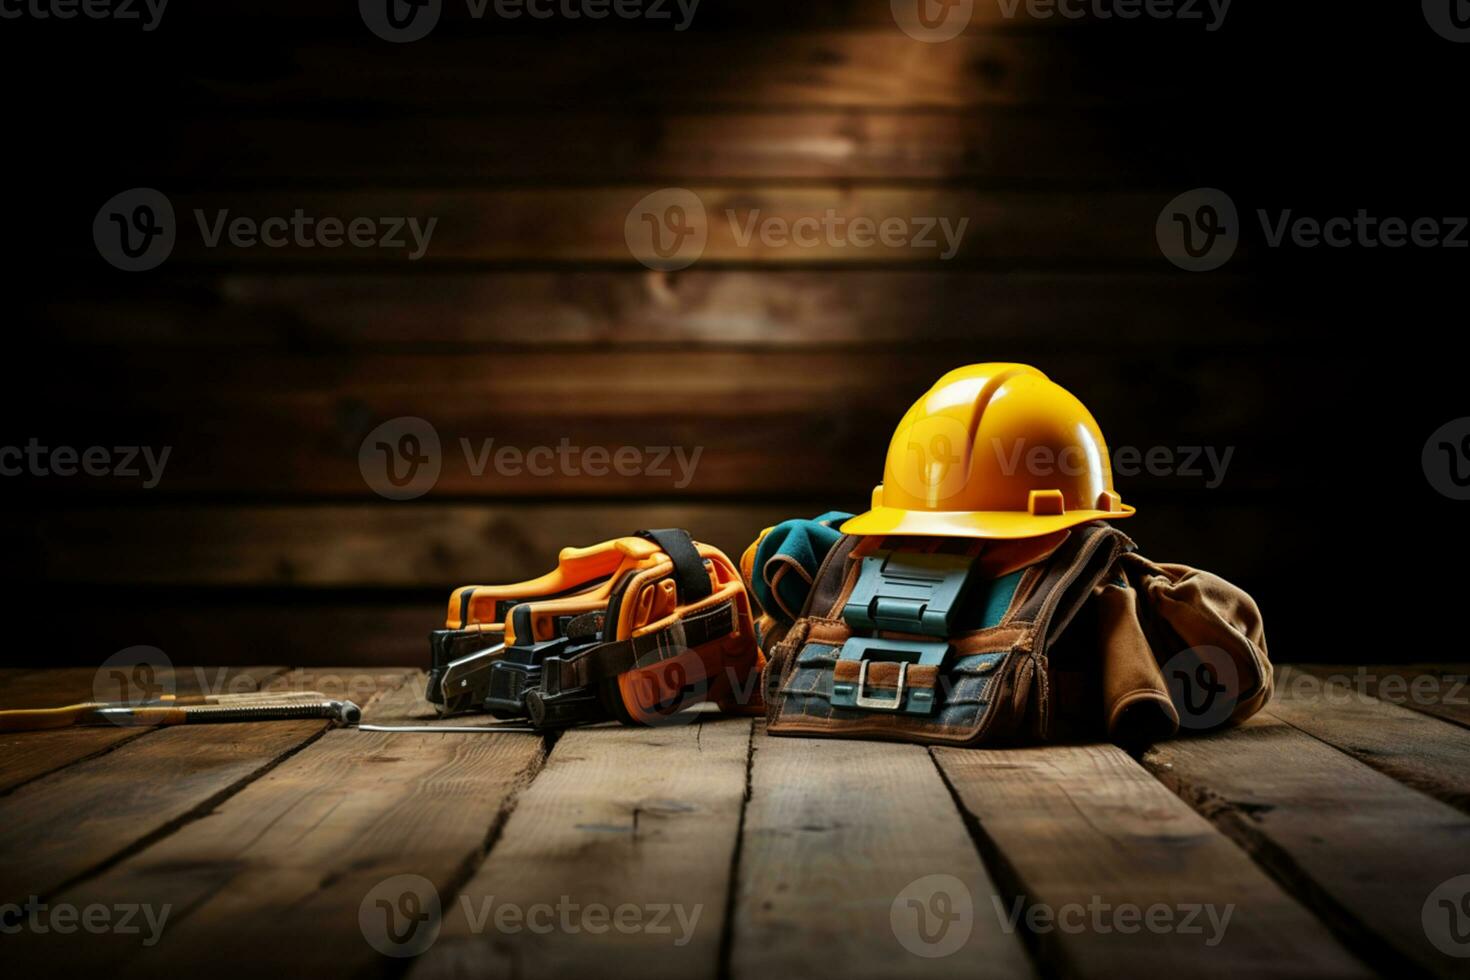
[976,569,1024,629]
[752,512,854,622]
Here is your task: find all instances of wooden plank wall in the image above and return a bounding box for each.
[4,3,1462,666]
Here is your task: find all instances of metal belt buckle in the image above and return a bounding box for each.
[853,659,909,711]
[831,636,948,715]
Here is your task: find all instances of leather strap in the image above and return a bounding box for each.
[635,528,712,604]
[551,600,736,691]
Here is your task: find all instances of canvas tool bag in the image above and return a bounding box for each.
[763,522,1140,745]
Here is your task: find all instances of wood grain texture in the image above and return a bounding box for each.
[169,0,1062,30]
[1,492,1293,670]
[934,743,1368,978]
[1143,715,1470,978]
[0,666,287,708]
[1268,666,1470,812]
[2,600,444,670]
[4,348,1292,499]
[38,271,1285,350]
[0,669,409,903]
[67,188,1169,266]
[172,33,1188,111]
[0,666,289,795]
[134,108,1191,182]
[3,674,547,978]
[15,504,794,587]
[732,728,1034,980]
[412,717,752,980]
[1287,664,1470,731]
[8,500,1298,595]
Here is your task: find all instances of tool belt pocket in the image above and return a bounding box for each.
[767,627,1020,745]
[765,545,1033,746]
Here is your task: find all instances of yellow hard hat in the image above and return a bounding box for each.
[841,363,1134,540]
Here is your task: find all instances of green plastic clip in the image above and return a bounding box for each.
[841,550,979,636]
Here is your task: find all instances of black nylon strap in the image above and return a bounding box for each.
[635,528,713,604]
[552,601,736,691]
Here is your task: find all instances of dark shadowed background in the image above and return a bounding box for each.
[1,1,1464,667]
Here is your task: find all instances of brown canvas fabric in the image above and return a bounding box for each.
[1094,553,1272,742]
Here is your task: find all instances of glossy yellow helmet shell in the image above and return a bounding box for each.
[841,363,1134,540]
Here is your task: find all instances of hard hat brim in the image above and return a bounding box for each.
[839,504,1134,540]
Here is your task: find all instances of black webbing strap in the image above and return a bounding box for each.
[550,601,736,691]
[635,528,712,604]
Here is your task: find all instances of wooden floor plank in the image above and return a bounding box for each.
[0,666,290,795]
[1289,663,1470,730]
[0,668,407,903]
[412,716,752,980]
[1269,666,1470,812]
[1143,715,1470,978]
[4,674,548,977]
[733,729,1034,980]
[1,727,154,796]
[934,743,1368,979]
